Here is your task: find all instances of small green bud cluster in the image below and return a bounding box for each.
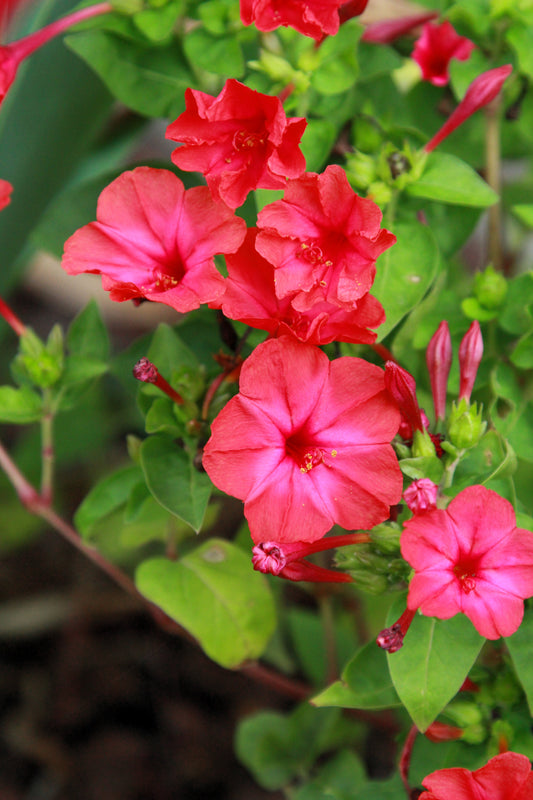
[447,398,487,450]
[13,326,64,389]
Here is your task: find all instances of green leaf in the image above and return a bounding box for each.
[292,750,366,800]
[139,435,211,532]
[66,30,194,118]
[499,273,533,335]
[0,386,43,424]
[407,152,498,207]
[300,119,337,172]
[505,606,533,715]
[235,705,358,791]
[67,300,110,362]
[399,456,444,484]
[353,775,405,800]
[314,641,401,710]
[512,204,533,228]
[74,464,143,539]
[311,20,361,96]
[373,221,440,340]
[387,597,484,731]
[511,331,533,369]
[183,28,244,77]
[135,540,276,667]
[506,23,533,79]
[133,0,185,42]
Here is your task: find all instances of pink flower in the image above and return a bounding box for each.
[252,532,369,582]
[384,361,424,435]
[61,167,246,314]
[0,2,111,107]
[256,165,396,310]
[425,65,513,153]
[166,80,306,209]
[401,485,533,639]
[459,320,483,402]
[413,21,475,87]
[420,751,533,800]
[426,320,452,422]
[240,0,345,41]
[203,337,403,544]
[403,479,438,513]
[0,178,12,211]
[219,228,385,345]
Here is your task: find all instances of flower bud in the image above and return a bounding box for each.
[459,320,483,402]
[474,264,508,309]
[345,151,377,191]
[15,325,64,389]
[369,523,401,554]
[426,320,451,422]
[447,399,486,449]
[403,478,438,513]
[412,428,436,457]
[385,362,424,434]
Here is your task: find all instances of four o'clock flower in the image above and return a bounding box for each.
[61,167,246,314]
[401,485,533,639]
[426,320,452,422]
[240,0,347,41]
[203,337,402,544]
[166,80,306,209]
[0,2,112,108]
[252,533,370,583]
[219,228,385,345]
[413,21,475,87]
[459,320,483,402]
[419,751,533,800]
[425,64,513,153]
[256,165,396,310]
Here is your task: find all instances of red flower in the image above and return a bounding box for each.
[0,178,12,211]
[256,165,395,310]
[425,65,513,153]
[203,337,402,544]
[166,80,306,209]
[61,167,246,313]
[401,485,533,639]
[413,21,475,87]
[426,320,452,422]
[219,228,385,345]
[420,751,533,800]
[403,478,438,513]
[0,2,111,107]
[240,0,346,41]
[459,320,483,402]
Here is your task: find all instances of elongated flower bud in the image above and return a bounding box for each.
[384,361,424,433]
[426,320,452,422]
[361,11,437,44]
[458,321,483,402]
[133,357,184,405]
[425,65,513,153]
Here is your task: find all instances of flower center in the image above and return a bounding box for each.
[297,241,328,266]
[145,261,185,293]
[233,129,265,151]
[285,430,328,473]
[453,556,479,593]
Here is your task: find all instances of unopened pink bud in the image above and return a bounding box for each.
[425,64,513,153]
[252,542,287,575]
[426,321,452,422]
[384,361,424,433]
[403,479,438,513]
[459,321,483,402]
[361,11,437,44]
[133,357,158,383]
[376,608,416,653]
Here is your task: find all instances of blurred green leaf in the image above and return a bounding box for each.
[75,464,143,539]
[183,28,244,77]
[0,386,43,424]
[407,152,498,207]
[67,300,110,362]
[506,606,533,715]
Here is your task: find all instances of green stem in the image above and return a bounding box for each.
[40,389,54,506]
[485,97,503,271]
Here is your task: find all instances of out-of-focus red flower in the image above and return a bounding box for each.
[240,0,346,41]
[420,751,533,800]
[0,178,12,211]
[203,337,402,544]
[413,21,475,87]
[0,2,111,108]
[425,64,513,153]
[361,11,438,45]
[256,165,395,310]
[61,167,246,314]
[218,228,385,345]
[401,485,533,639]
[166,80,306,209]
